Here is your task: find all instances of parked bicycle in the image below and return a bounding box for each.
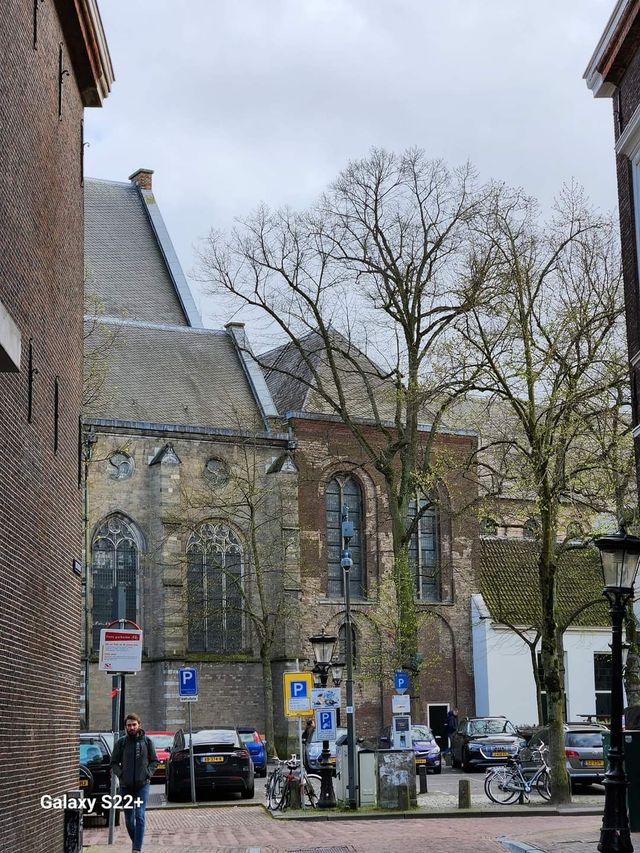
[265,754,321,811]
[484,744,551,804]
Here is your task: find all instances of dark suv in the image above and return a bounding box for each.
[79,732,119,824]
[451,717,526,772]
[529,723,606,786]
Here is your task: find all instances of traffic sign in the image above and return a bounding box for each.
[394,670,409,694]
[283,672,313,717]
[178,667,198,702]
[98,629,143,672]
[392,694,411,714]
[315,708,337,741]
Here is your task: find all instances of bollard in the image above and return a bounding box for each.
[418,765,428,793]
[458,778,471,809]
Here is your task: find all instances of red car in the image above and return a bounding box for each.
[147,731,175,783]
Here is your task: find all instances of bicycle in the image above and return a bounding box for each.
[265,755,321,811]
[484,744,551,804]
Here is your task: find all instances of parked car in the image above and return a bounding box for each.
[165,727,254,801]
[451,716,526,772]
[529,723,606,786]
[147,731,175,783]
[304,726,347,772]
[379,724,442,774]
[237,726,267,777]
[79,732,119,825]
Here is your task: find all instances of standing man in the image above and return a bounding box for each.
[445,707,459,755]
[110,712,158,853]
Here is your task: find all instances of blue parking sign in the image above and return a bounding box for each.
[394,670,409,694]
[178,667,198,698]
[315,708,337,740]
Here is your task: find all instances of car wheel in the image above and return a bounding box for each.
[240,783,255,799]
[462,748,473,773]
[166,777,187,802]
[433,764,442,775]
[258,767,268,778]
[451,751,461,769]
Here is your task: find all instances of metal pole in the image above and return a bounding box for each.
[599,589,633,853]
[343,556,357,809]
[188,701,196,804]
[107,673,121,845]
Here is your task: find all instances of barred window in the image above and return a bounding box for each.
[408,496,440,600]
[91,514,142,650]
[187,523,243,652]
[325,475,365,599]
[594,653,612,716]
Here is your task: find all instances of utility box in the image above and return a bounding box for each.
[358,749,377,806]
[625,730,640,832]
[376,749,416,809]
[334,735,348,802]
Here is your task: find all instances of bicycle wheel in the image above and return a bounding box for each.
[485,767,521,804]
[267,771,286,810]
[304,773,322,807]
[535,769,551,801]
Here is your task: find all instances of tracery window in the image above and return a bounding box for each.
[408,496,440,601]
[186,523,243,652]
[91,514,142,650]
[325,475,365,599]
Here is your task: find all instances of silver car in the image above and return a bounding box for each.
[304,726,347,772]
[529,724,605,785]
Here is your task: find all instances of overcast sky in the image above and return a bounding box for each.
[86,0,619,327]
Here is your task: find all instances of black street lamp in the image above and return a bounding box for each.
[309,628,338,809]
[594,524,640,853]
[341,506,358,810]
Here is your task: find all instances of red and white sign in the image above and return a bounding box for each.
[98,629,143,672]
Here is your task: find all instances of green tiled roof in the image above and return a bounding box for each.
[480,538,610,628]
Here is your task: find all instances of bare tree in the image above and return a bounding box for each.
[168,434,298,759]
[198,148,488,687]
[455,182,627,802]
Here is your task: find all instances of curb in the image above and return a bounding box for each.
[269,806,602,822]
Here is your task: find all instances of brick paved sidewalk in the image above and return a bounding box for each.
[499,817,640,852]
[83,806,611,853]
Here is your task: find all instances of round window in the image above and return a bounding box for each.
[205,457,229,486]
[108,451,135,480]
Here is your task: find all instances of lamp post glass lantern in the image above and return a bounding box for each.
[594,525,640,853]
[309,629,337,809]
[330,660,345,687]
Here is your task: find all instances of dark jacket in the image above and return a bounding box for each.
[445,711,458,735]
[110,729,158,791]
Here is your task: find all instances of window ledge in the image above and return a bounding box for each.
[317,598,374,606]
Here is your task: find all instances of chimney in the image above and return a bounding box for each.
[225,321,247,349]
[128,168,154,191]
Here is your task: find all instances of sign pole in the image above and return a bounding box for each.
[188,701,196,804]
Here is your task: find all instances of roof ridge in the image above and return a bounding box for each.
[83,315,227,335]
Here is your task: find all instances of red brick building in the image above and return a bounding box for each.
[586,2,640,493]
[0,2,112,850]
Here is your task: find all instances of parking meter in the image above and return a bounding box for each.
[391,715,413,749]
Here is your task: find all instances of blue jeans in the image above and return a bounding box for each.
[121,782,149,850]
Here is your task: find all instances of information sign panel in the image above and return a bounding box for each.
[98,629,143,672]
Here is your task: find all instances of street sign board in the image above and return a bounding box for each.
[394,670,409,694]
[392,694,411,714]
[283,672,314,717]
[178,667,198,702]
[311,687,341,709]
[98,629,143,672]
[315,708,337,741]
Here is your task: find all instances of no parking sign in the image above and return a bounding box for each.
[315,708,337,740]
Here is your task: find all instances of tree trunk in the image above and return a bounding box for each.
[261,651,277,759]
[538,536,571,803]
[528,641,544,726]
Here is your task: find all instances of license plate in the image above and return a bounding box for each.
[79,779,89,787]
[329,757,336,764]
[416,758,427,765]
[203,756,225,763]
[156,763,165,770]
[493,751,508,757]
[584,760,604,767]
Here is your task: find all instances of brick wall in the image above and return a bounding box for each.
[291,416,479,737]
[0,3,95,850]
[616,44,640,494]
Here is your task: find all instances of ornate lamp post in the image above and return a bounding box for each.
[594,524,640,853]
[309,628,338,809]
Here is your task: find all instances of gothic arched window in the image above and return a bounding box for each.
[338,622,358,670]
[325,475,365,599]
[91,514,142,650]
[408,496,440,601]
[186,523,243,652]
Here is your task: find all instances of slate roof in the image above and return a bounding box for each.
[84,179,190,326]
[480,538,609,628]
[84,319,264,430]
